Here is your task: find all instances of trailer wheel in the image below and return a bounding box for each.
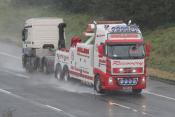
[43,59,49,74]
[26,63,33,73]
[55,64,62,80]
[94,75,104,94]
[132,89,142,94]
[35,57,40,70]
[22,55,26,68]
[25,57,34,73]
[62,66,70,82]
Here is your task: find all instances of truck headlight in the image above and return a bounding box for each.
[132,69,136,73]
[119,68,124,73]
[108,77,113,85]
[141,77,146,84]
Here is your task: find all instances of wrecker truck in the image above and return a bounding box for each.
[22,18,66,73]
[54,20,151,94]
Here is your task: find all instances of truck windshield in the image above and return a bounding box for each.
[106,43,145,59]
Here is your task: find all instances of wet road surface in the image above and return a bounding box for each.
[0,41,175,117]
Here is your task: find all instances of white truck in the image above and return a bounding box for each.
[54,21,151,94]
[22,17,66,73]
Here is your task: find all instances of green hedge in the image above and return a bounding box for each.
[12,0,175,29]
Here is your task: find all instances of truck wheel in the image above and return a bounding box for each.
[26,64,33,73]
[55,64,62,80]
[62,67,70,82]
[22,55,26,68]
[25,57,34,73]
[94,75,104,94]
[43,59,49,74]
[35,57,40,71]
[132,89,142,94]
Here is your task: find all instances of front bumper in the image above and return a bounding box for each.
[101,75,147,91]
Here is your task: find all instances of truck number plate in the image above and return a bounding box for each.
[122,86,132,90]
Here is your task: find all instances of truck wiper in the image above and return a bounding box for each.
[130,56,144,59]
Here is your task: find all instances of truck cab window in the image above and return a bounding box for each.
[107,43,145,59]
[22,29,28,41]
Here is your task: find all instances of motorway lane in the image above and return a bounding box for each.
[0,89,69,117]
[0,41,175,117]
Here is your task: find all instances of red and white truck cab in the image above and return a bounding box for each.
[54,21,150,94]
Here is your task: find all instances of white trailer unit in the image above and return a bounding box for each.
[23,18,63,49]
[22,17,66,73]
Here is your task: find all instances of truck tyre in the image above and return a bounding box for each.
[43,59,49,74]
[55,64,62,80]
[132,89,142,94]
[22,55,26,68]
[35,57,40,71]
[62,66,70,82]
[94,75,104,94]
[25,57,34,73]
[26,65,33,73]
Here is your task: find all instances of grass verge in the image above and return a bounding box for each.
[148,68,175,81]
[144,26,175,73]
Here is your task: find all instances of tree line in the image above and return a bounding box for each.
[12,0,175,29]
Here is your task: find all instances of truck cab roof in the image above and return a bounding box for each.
[25,17,64,27]
[84,21,143,45]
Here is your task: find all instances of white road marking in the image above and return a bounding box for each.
[0,52,20,60]
[142,112,147,115]
[132,109,138,112]
[145,91,175,101]
[44,105,62,112]
[0,69,30,79]
[0,88,76,117]
[0,88,12,94]
[0,51,29,79]
[109,102,149,115]
[14,73,30,79]
[109,102,131,109]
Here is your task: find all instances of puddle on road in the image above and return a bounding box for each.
[56,81,96,94]
[28,73,99,95]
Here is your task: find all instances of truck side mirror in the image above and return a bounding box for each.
[145,42,151,59]
[98,44,104,57]
[58,23,66,49]
[71,36,81,47]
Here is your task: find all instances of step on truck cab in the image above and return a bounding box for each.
[54,20,151,94]
[22,17,66,73]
